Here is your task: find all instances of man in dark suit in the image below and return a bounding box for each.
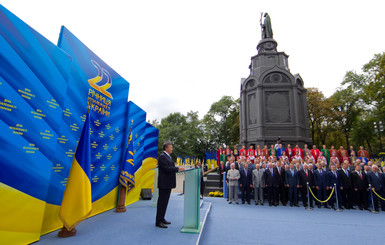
[351,165,369,210]
[285,162,299,207]
[339,160,354,209]
[299,163,313,207]
[264,163,278,206]
[367,165,385,212]
[156,142,184,228]
[313,163,330,208]
[275,161,286,206]
[326,164,343,210]
[239,163,253,204]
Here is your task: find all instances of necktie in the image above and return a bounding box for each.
[245,170,247,176]
[305,171,308,177]
[334,172,336,178]
[359,172,362,180]
[319,170,322,175]
[270,169,273,176]
[345,170,348,177]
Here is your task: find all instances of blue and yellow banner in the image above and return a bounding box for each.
[0,4,158,245]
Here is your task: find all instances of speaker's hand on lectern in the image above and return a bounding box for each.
[178,167,185,171]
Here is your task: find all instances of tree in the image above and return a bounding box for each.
[329,86,360,149]
[203,96,238,147]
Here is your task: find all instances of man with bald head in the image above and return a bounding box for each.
[367,165,385,211]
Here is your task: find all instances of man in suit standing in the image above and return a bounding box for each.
[313,163,330,209]
[299,163,313,207]
[285,162,300,207]
[352,165,369,210]
[264,163,278,206]
[227,163,240,204]
[156,142,185,228]
[367,165,385,212]
[252,163,265,205]
[339,160,354,209]
[275,161,286,206]
[326,164,343,210]
[239,163,252,204]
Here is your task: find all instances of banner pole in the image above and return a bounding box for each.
[306,182,312,210]
[335,183,342,212]
[369,184,378,213]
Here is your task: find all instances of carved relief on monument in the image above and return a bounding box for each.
[265,91,291,123]
[247,80,255,88]
[263,72,290,84]
[247,93,257,125]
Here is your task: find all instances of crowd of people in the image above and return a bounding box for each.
[216,142,385,212]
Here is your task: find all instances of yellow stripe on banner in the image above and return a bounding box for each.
[0,182,45,245]
[90,186,119,216]
[59,159,92,231]
[41,186,119,235]
[125,157,157,206]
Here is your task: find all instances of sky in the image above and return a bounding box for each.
[2,0,385,122]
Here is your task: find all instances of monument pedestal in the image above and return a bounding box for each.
[240,37,312,147]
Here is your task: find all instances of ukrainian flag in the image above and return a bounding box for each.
[59,111,92,231]
[119,120,135,191]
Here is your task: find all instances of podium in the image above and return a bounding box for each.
[181,168,202,233]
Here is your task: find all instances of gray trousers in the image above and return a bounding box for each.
[229,185,239,203]
[254,186,264,203]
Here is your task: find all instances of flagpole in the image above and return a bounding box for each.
[116,119,134,213]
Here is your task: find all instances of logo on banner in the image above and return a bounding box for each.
[88,60,113,99]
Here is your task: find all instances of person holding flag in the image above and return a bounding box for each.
[58,103,92,237]
[116,120,135,212]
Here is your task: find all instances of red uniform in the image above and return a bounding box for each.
[311,149,320,162]
[285,148,294,160]
[293,147,304,158]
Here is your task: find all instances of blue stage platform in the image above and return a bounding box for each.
[37,194,211,245]
[37,194,385,245]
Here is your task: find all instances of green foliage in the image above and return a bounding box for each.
[155,96,239,158]
[307,52,385,155]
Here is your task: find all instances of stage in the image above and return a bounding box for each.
[37,194,211,245]
[37,194,385,245]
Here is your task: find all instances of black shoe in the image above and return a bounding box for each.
[236,202,239,204]
[359,207,363,210]
[350,206,356,210]
[242,201,245,204]
[339,206,344,210]
[269,203,272,206]
[310,205,314,208]
[162,220,171,225]
[156,223,168,228]
[283,203,287,206]
[318,205,321,208]
[294,204,300,207]
[325,205,331,209]
[228,202,232,204]
[260,202,264,206]
[248,202,251,205]
[255,202,258,205]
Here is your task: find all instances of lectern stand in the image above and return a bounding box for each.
[181,168,202,233]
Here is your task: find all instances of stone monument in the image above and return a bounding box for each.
[240,13,312,148]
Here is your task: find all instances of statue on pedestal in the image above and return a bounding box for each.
[260,12,273,39]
